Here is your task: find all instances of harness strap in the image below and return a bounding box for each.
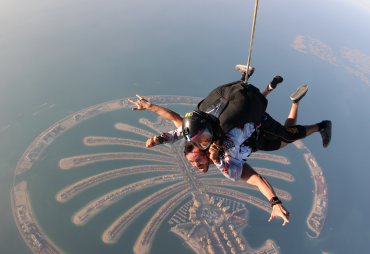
[245,0,259,84]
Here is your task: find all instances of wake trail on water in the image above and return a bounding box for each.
[33,103,47,109]
[0,125,10,133]
[32,103,56,116]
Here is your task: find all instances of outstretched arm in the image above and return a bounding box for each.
[128,94,183,128]
[240,163,291,226]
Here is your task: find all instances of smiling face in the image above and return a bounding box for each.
[185,146,210,173]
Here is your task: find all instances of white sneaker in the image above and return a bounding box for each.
[235,65,255,80]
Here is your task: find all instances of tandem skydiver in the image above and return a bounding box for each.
[128,65,332,226]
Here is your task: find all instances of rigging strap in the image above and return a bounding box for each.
[245,0,259,83]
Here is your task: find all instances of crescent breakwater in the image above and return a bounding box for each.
[11,182,62,254]
[304,153,328,238]
[293,141,328,238]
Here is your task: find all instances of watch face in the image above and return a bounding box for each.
[270,197,279,203]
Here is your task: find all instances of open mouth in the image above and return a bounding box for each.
[197,165,205,171]
[199,167,208,173]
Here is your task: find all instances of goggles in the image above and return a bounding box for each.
[190,127,213,150]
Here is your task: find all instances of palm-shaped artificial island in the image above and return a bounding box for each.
[11,96,328,254]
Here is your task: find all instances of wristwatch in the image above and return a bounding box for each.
[156,135,165,144]
[269,197,282,207]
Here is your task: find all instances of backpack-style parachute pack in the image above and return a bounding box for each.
[196,81,268,144]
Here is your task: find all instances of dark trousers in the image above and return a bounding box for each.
[257,113,306,151]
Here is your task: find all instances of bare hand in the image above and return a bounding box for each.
[209,141,221,164]
[128,94,151,111]
[146,136,160,148]
[268,204,291,226]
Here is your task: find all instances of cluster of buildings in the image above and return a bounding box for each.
[26,142,46,162]
[168,201,193,224]
[201,224,247,254]
[310,196,327,230]
[73,105,108,122]
[24,125,66,164]
[147,95,201,105]
[168,193,281,254]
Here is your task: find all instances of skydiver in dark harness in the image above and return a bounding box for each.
[129,65,332,226]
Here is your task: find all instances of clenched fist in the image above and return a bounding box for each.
[146,136,160,147]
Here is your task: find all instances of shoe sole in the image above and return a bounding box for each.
[291,85,309,103]
[268,76,283,91]
[235,65,255,75]
[323,120,332,148]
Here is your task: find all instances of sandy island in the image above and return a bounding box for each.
[83,136,173,153]
[59,152,179,170]
[56,165,180,202]
[248,153,291,164]
[202,167,295,182]
[199,178,292,201]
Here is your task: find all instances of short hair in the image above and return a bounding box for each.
[184,141,195,156]
[184,141,207,156]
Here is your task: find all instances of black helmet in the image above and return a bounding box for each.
[182,110,213,150]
